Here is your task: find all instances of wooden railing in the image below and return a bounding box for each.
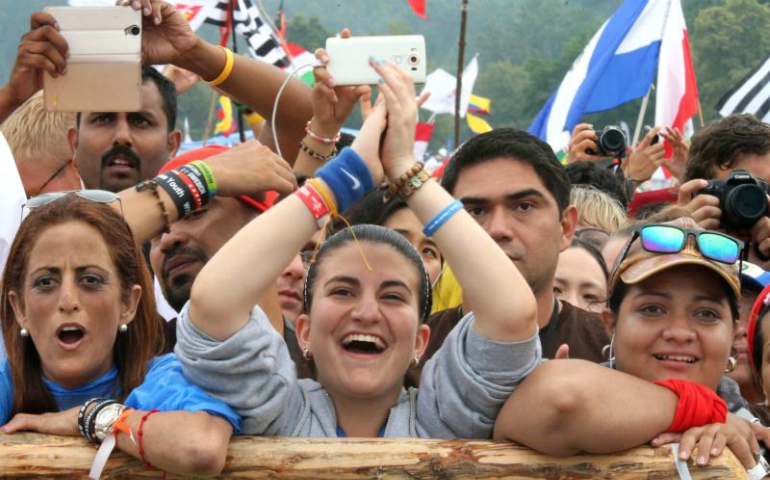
[0,433,748,479]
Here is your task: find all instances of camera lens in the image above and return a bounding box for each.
[125,25,141,36]
[600,128,625,152]
[725,184,767,227]
[408,54,420,66]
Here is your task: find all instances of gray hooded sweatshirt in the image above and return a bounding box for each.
[175,304,541,438]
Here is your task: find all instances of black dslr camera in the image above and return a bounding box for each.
[695,169,770,230]
[585,125,627,159]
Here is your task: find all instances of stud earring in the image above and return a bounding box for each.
[20,328,29,338]
[302,346,312,360]
[118,324,128,333]
[725,356,737,374]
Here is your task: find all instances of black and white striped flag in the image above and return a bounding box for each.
[204,0,290,68]
[716,54,770,122]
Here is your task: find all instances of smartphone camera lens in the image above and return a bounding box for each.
[408,54,420,66]
[125,25,141,36]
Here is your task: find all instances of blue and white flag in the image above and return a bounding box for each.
[529,0,669,152]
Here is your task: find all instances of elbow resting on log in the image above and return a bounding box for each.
[0,432,748,479]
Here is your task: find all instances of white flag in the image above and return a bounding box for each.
[420,55,479,118]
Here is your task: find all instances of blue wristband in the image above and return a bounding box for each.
[315,148,375,212]
[423,200,463,237]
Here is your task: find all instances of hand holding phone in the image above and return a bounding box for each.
[325,35,426,86]
[43,6,142,112]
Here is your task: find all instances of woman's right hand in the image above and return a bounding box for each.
[650,419,758,469]
[349,94,387,185]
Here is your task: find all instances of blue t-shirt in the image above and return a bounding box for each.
[0,353,241,433]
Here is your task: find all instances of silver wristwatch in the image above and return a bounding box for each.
[93,403,126,442]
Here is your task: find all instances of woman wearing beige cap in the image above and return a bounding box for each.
[494,216,770,478]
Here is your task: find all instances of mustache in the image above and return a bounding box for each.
[161,245,208,279]
[101,144,142,168]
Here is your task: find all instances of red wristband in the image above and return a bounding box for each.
[296,183,331,228]
[654,379,727,433]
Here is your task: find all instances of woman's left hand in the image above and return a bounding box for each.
[650,417,757,469]
[368,60,420,181]
[1,406,80,436]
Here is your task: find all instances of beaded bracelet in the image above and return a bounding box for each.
[138,409,160,468]
[305,121,341,145]
[78,397,102,440]
[136,179,172,234]
[384,163,430,202]
[300,139,337,163]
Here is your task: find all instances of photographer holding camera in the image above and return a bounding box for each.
[677,114,770,268]
[568,122,688,190]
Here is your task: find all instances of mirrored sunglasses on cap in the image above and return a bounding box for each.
[634,224,743,264]
[613,224,744,278]
[22,190,122,221]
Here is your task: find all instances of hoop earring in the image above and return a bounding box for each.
[118,324,128,333]
[20,328,29,338]
[725,356,737,374]
[302,346,312,361]
[410,353,420,369]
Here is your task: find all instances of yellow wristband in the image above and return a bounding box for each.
[307,178,338,215]
[204,46,235,86]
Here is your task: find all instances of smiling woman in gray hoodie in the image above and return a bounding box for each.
[175,61,541,439]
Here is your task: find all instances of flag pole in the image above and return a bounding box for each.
[229,0,247,143]
[202,91,219,146]
[454,0,469,148]
[632,84,652,146]
[697,98,705,128]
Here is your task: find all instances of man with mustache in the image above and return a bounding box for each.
[71,66,180,193]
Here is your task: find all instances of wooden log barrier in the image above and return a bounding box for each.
[0,433,749,479]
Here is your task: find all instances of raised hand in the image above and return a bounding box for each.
[311,29,371,137]
[1,12,69,111]
[349,95,387,185]
[625,126,665,184]
[568,123,605,163]
[660,127,689,183]
[368,60,420,180]
[677,178,722,230]
[117,0,198,66]
[207,140,297,196]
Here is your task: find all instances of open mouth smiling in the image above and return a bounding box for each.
[341,334,387,354]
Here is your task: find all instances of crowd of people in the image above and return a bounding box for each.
[2,0,770,478]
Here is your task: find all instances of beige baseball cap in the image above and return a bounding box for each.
[608,217,741,297]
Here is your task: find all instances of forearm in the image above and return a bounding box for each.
[404,178,537,342]
[117,410,232,476]
[177,39,311,159]
[494,360,677,455]
[0,86,25,125]
[119,184,180,243]
[189,194,318,340]
[293,133,337,177]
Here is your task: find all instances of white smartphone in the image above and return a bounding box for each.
[325,35,426,86]
[43,6,142,112]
